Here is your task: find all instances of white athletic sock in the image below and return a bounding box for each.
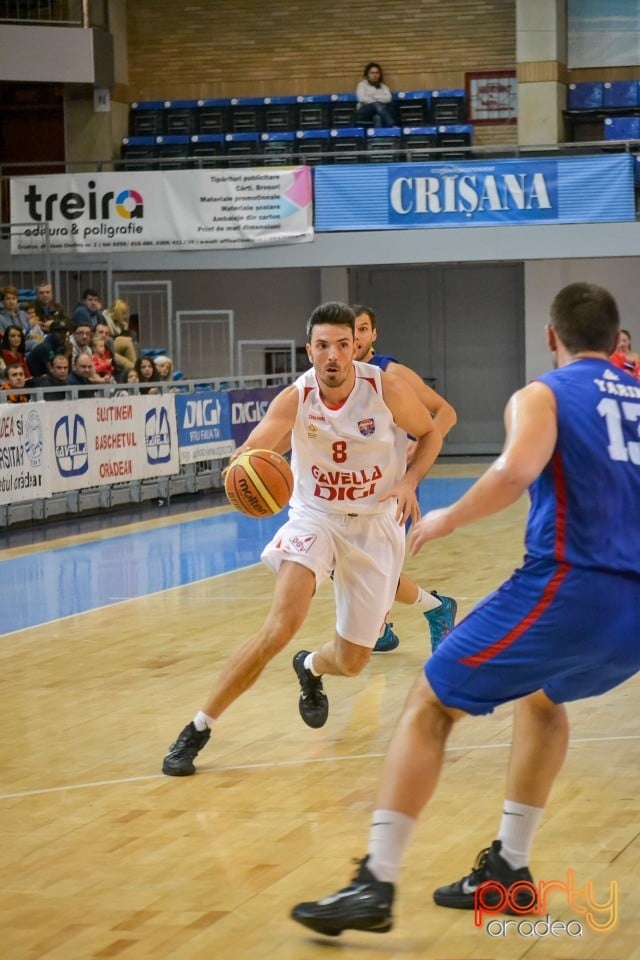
[366,809,416,883]
[193,711,215,732]
[497,800,543,869]
[415,587,442,613]
[304,652,321,676]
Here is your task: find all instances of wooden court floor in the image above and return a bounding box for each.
[2,463,639,960]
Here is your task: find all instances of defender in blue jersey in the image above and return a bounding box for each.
[292,283,640,937]
[352,304,458,653]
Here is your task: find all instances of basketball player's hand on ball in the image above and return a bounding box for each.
[409,508,456,554]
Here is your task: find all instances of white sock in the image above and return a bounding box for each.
[497,800,543,869]
[304,652,321,676]
[193,711,215,732]
[415,587,441,613]
[366,809,416,883]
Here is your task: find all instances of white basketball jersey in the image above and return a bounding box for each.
[290,360,408,514]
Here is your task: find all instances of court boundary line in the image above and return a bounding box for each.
[2,734,638,801]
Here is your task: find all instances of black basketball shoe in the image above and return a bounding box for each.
[293,650,329,728]
[291,856,394,936]
[433,840,536,912]
[162,721,211,776]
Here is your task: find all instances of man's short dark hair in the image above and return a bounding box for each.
[306,302,355,341]
[82,288,99,299]
[74,319,93,332]
[350,304,377,331]
[550,283,619,355]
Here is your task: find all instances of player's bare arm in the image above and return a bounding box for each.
[380,373,443,524]
[410,381,557,554]
[386,361,457,438]
[230,385,298,463]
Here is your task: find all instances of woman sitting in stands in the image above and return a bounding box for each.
[1,324,31,378]
[154,355,174,382]
[609,328,640,380]
[0,285,30,336]
[135,356,161,394]
[356,61,396,128]
[102,299,138,369]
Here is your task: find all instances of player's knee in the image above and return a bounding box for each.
[335,642,371,677]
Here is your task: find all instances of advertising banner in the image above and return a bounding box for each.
[50,395,179,492]
[228,384,287,446]
[10,167,314,254]
[174,390,235,464]
[313,153,635,231]
[0,402,50,504]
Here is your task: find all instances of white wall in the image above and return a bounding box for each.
[525,258,640,380]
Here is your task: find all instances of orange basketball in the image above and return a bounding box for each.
[224,449,294,518]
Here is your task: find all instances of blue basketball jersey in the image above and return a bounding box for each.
[527,358,640,574]
[368,353,397,371]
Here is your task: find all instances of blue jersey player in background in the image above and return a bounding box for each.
[292,282,640,937]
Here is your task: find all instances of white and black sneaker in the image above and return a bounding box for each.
[291,856,394,936]
[162,721,211,776]
[293,650,329,728]
[433,840,536,912]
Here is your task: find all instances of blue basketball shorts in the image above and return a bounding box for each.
[425,556,640,715]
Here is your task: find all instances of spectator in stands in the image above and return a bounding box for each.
[71,288,103,329]
[135,355,161,394]
[154,355,174,382]
[91,334,116,382]
[67,353,99,397]
[356,62,396,128]
[34,280,68,326]
[115,366,140,397]
[69,320,93,364]
[27,353,69,400]
[1,325,31,378]
[0,285,30,335]
[609,328,640,379]
[102,298,138,369]
[1,362,29,402]
[24,301,48,353]
[26,319,71,378]
[93,318,134,377]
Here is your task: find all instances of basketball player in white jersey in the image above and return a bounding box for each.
[163,301,442,777]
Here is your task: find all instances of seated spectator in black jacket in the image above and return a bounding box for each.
[34,280,68,326]
[67,353,99,397]
[71,288,103,329]
[27,320,72,378]
[2,362,30,402]
[28,353,70,400]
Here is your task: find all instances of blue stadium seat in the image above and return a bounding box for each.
[196,98,231,135]
[395,90,432,126]
[155,135,191,169]
[163,99,198,135]
[365,127,402,163]
[329,127,366,163]
[431,89,466,124]
[230,97,264,132]
[330,93,358,128]
[296,94,331,130]
[261,131,296,165]
[567,82,604,111]
[437,124,473,157]
[401,125,438,162]
[295,129,331,165]
[190,134,225,168]
[224,132,260,167]
[120,136,157,170]
[604,116,640,140]
[129,101,165,137]
[603,81,639,113]
[263,96,297,132]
